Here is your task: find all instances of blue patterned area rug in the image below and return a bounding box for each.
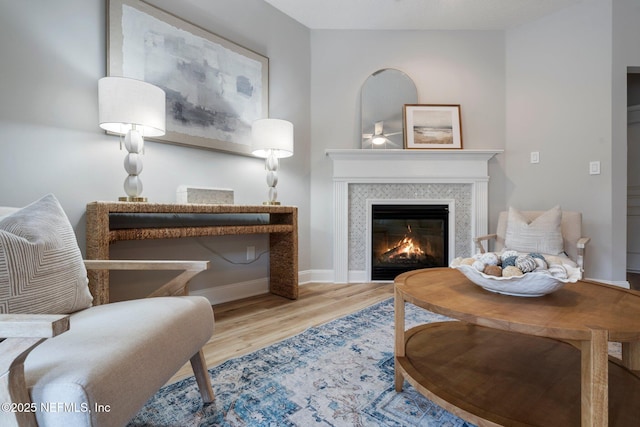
[128,298,475,426]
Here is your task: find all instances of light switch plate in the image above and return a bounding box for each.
[530,152,540,164]
[589,161,601,175]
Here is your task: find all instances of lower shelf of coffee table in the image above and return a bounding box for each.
[395,322,640,426]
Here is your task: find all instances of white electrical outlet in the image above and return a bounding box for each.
[530,152,540,164]
[246,246,256,261]
[589,161,601,175]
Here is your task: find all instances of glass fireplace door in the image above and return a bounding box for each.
[371,204,448,280]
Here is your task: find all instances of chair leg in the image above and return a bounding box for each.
[190,349,214,403]
[0,338,44,427]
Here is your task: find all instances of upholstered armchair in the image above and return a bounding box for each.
[473,206,590,271]
[0,195,215,426]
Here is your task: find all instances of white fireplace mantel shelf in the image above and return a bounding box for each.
[326,148,503,283]
[326,149,503,181]
[325,148,502,160]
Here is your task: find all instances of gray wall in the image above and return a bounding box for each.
[309,30,507,275]
[0,0,311,302]
[309,0,640,283]
[503,0,640,282]
[614,0,640,281]
[505,0,613,280]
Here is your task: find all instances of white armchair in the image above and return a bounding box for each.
[474,208,590,271]
[0,195,215,426]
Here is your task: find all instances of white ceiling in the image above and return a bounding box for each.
[263,0,582,30]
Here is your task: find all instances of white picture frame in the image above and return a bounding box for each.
[404,104,463,149]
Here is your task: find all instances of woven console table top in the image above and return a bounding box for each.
[88,201,296,213]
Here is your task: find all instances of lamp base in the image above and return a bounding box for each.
[119,196,148,203]
[263,201,281,206]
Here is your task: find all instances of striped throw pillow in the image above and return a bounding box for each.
[504,205,564,256]
[0,194,93,314]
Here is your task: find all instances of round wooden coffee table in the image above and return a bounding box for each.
[394,267,640,426]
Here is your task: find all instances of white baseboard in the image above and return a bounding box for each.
[192,270,325,304]
[586,278,630,289]
[616,281,631,289]
[305,269,335,283]
[305,269,389,283]
[190,277,269,305]
[303,269,376,283]
[298,269,314,284]
[348,270,367,283]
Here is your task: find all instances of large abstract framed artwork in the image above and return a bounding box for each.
[107,0,269,155]
[404,104,463,150]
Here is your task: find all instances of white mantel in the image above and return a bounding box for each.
[326,149,503,283]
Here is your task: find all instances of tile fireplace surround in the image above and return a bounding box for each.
[326,149,502,283]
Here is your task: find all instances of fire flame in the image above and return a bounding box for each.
[391,237,424,257]
[383,225,425,260]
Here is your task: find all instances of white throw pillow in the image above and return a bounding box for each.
[0,194,93,314]
[504,206,564,255]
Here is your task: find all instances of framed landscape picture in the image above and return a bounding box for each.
[404,104,462,149]
[107,0,269,156]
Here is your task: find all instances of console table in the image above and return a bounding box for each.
[395,267,640,426]
[86,202,298,305]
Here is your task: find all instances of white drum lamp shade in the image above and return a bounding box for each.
[98,77,166,202]
[251,119,294,158]
[251,119,294,205]
[98,77,166,137]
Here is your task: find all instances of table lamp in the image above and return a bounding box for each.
[98,76,166,202]
[251,118,294,205]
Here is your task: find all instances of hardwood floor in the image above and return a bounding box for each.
[169,282,394,384]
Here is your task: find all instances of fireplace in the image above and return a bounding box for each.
[326,149,502,283]
[371,204,449,280]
